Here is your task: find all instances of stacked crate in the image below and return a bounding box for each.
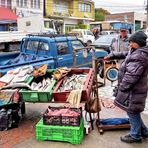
[36,106,84,144]
[20,70,56,102]
[53,68,94,102]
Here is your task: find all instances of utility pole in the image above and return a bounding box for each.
[43,0,46,17]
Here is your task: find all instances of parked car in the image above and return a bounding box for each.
[101,31,118,35]
[69,29,95,45]
[93,34,118,53]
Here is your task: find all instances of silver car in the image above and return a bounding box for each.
[93,34,118,53]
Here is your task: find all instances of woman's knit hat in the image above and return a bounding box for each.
[129,31,147,47]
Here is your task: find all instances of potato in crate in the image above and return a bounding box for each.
[43,106,82,126]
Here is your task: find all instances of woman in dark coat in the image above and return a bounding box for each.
[104,31,148,143]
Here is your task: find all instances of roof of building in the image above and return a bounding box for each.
[0,7,17,21]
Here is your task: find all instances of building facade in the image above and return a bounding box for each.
[0,0,94,33]
[0,0,12,8]
[0,0,44,17]
[45,0,95,33]
[105,12,146,32]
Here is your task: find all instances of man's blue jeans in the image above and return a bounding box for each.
[127,112,148,140]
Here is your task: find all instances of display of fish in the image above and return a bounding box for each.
[30,78,54,91]
[58,74,87,92]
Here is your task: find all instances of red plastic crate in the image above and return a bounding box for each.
[43,106,82,126]
[53,68,94,102]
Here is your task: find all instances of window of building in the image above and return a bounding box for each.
[24,0,27,7]
[78,3,91,13]
[53,0,68,14]
[34,0,37,8]
[31,0,40,9]
[16,0,19,6]
[7,0,11,8]
[1,0,5,7]
[16,0,27,7]
[56,42,69,55]
[37,0,40,9]
[31,0,33,8]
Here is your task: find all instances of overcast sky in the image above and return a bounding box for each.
[94,0,145,13]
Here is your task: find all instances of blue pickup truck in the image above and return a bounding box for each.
[0,34,107,75]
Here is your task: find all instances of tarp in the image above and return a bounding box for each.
[0,7,17,21]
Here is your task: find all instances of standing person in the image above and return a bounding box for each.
[112,27,129,52]
[111,27,129,66]
[104,31,148,143]
[94,29,99,40]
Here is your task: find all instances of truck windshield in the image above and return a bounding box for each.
[44,20,53,29]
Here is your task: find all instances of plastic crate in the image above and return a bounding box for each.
[36,118,84,144]
[20,70,56,102]
[43,106,82,126]
[53,68,94,102]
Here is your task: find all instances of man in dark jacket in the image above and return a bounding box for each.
[104,31,148,143]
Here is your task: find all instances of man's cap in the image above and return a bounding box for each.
[128,31,147,47]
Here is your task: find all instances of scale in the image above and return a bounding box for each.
[105,66,118,82]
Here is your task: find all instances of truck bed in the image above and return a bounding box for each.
[0,52,55,74]
[0,31,28,43]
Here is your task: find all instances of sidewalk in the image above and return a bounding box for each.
[99,81,148,114]
[1,82,148,148]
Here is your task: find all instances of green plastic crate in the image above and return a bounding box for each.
[20,70,56,102]
[36,118,84,144]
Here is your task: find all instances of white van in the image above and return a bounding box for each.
[69,29,95,45]
[101,31,118,35]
